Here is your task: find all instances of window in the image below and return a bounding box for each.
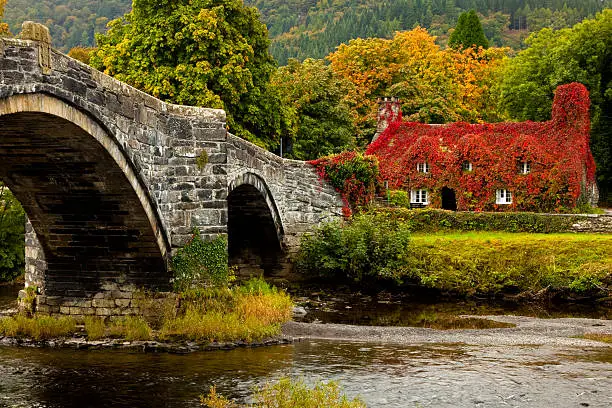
[496,189,512,204]
[410,189,429,204]
[462,161,473,171]
[417,162,430,173]
[519,161,530,174]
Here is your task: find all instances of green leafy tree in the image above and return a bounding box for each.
[499,10,612,202]
[272,59,356,160]
[91,0,284,149]
[448,9,489,49]
[0,183,25,282]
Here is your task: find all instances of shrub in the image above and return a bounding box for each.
[296,214,411,283]
[370,207,582,233]
[309,151,381,216]
[0,183,25,282]
[201,378,366,408]
[172,230,232,291]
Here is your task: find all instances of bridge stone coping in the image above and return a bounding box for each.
[0,24,344,316]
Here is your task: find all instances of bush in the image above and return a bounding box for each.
[171,230,232,291]
[0,183,25,282]
[309,151,381,215]
[83,316,106,340]
[296,214,411,283]
[201,378,365,408]
[370,207,582,233]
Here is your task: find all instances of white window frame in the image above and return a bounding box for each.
[520,161,530,174]
[410,189,429,205]
[496,189,512,204]
[462,161,473,171]
[417,162,430,173]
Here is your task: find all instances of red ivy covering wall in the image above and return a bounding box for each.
[366,83,597,212]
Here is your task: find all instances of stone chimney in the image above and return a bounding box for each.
[372,96,401,143]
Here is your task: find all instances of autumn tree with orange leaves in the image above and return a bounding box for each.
[327,27,508,143]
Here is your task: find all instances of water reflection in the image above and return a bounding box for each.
[1,341,610,407]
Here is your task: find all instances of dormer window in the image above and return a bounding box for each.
[417,162,430,173]
[496,189,512,204]
[462,161,473,171]
[519,161,530,174]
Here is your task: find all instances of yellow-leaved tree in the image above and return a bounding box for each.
[328,27,508,142]
[0,0,10,36]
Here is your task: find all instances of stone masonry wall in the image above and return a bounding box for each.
[226,134,344,251]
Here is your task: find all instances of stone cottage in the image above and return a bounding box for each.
[366,83,598,212]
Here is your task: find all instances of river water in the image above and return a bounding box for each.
[1,284,610,407]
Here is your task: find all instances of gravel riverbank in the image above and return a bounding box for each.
[282,315,612,348]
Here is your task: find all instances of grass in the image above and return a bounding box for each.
[201,378,366,408]
[160,279,293,342]
[581,333,612,344]
[0,314,76,340]
[404,232,612,297]
[83,316,105,340]
[1,278,293,344]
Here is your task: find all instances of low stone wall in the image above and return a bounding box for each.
[567,214,612,233]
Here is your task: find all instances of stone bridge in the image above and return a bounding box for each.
[0,24,343,315]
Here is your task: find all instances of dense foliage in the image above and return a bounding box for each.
[499,10,612,203]
[370,208,585,233]
[309,152,380,215]
[3,0,130,50]
[367,83,597,212]
[328,28,508,141]
[271,58,356,160]
[90,0,284,149]
[296,214,411,283]
[171,229,231,291]
[448,9,489,49]
[244,0,611,64]
[0,183,25,282]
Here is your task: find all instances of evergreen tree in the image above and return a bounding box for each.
[449,9,489,49]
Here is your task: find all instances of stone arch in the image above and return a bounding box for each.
[227,172,285,276]
[228,171,284,243]
[0,93,170,296]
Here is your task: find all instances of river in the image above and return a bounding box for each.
[1,284,610,407]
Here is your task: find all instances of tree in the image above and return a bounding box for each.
[272,59,356,160]
[448,9,489,49]
[328,28,507,141]
[91,0,285,149]
[499,10,612,203]
[0,183,25,282]
[0,0,9,36]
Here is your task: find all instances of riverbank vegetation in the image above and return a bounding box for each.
[297,212,612,300]
[201,378,365,408]
[0,278,293,342]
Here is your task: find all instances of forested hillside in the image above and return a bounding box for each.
[3,0,610,60]
[3,0,129,51]
[245,0,611,64]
